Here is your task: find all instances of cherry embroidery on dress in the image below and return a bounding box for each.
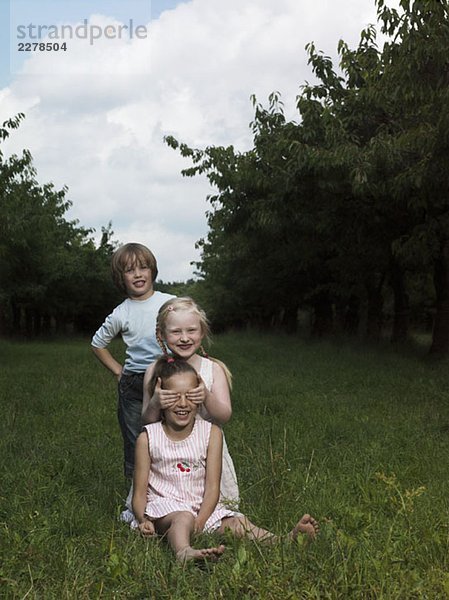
[175,461,198,473]
[176,462,191,473]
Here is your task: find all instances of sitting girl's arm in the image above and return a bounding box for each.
[141,363,180,424]
[195,425,223,533]
[132,431,155,537]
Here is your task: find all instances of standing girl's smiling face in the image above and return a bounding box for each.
[163,309,203,359]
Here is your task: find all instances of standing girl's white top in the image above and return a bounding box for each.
[144,418,237,532]
[197,356,240,508]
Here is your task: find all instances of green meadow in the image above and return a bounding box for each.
[1,334,449,599]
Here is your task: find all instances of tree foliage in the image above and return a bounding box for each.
[167,0,449,353]
[0,116,120,335]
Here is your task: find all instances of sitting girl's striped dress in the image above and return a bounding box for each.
[143,417,239,532]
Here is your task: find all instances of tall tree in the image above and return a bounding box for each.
[371,0,449,352]
[0,116,119,335]
[166,0,449,353]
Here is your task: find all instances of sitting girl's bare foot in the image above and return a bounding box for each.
[290,514,319,541]
[176,544,226,563]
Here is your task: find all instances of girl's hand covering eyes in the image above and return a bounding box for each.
[186,375,206,406]
[154,377,180,409]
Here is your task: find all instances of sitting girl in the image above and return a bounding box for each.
[142,297,239,509]
[133,357,319,563]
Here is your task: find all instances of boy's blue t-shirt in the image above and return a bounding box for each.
[91,291,175,373]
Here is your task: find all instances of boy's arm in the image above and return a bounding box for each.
[91,346,123,380]
[195,425,223,532]
[91,311,123,379]
[132,431,155,536]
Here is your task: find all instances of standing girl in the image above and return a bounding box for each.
[141,297,238,508]
[133,358,319,563]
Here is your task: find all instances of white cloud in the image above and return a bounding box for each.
[1,0,381,280]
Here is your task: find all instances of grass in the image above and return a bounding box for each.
[1,332,449,599]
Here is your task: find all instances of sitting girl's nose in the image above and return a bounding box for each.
[177,393,188,406]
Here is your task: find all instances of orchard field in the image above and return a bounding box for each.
[1,333,449,599]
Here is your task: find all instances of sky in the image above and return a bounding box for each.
[0,0,384,282]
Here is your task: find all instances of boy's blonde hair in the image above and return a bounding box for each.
[156,297,233,389]
[111,243,158,294]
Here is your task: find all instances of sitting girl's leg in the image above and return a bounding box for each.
[155,511,225,563]
[219,513,319,543]
[219,515,276,543]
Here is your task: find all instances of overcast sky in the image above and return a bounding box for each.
[0,0,385,281]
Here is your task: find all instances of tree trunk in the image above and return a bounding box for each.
[11,301,21,333]
[43,313,52,334]
[25,308,33,337]
[430,239,449,355]
[0,304,7,335]
[33,309,42,336]
[279,303,299,333]
[390,259,409,344]
[343,295,360,336]
[365,275,385,341]
[311,292,333,337]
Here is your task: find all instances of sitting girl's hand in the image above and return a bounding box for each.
[154,377,180,410]
[193,517,205,534]
[186,376,207,406]
[138,519,156,537]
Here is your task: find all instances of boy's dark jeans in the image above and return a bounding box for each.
[117,372,144,478]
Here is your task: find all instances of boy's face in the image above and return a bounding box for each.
[123,256,154,300]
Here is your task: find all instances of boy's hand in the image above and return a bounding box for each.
[138,519,156,537]
[186,376,206,406]
[154,377,180,409]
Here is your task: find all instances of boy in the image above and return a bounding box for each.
[91,242,174,478]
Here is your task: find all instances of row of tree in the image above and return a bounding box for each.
[2,0,449,356]
[166,0,449,354]
[0,114,121,335]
